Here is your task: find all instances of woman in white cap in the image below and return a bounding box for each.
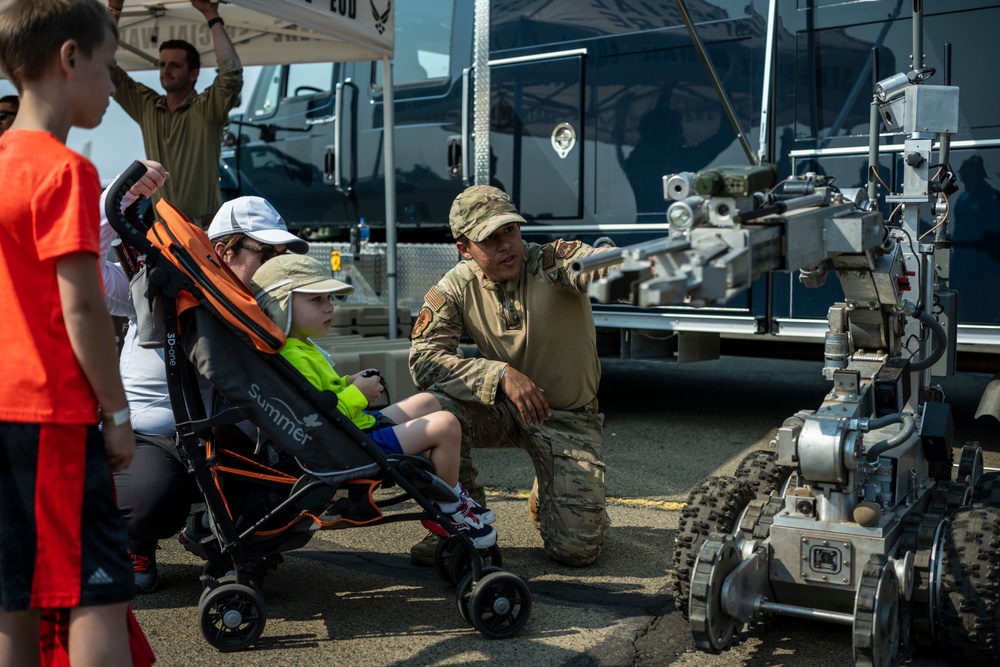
[101,172,308,594]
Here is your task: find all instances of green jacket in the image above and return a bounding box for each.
[280,338,375,430]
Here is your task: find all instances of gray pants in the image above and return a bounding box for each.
[113,433,199,548]
[429,391,609,566]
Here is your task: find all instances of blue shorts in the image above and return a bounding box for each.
[368,426,403,456]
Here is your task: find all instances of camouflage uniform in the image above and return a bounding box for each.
[409,186,614,566]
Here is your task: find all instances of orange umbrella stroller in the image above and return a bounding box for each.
[104,163,532,651]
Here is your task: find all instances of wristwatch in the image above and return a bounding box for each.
[102,406,131,427]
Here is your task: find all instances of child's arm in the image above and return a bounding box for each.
[57,253,135,471]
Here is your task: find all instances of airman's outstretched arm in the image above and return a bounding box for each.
[191,0,239,63]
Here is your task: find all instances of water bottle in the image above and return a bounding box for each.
[358,217,370,251]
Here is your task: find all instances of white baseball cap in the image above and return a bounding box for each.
[207,196,309,254]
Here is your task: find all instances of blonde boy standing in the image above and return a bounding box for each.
[0,2,135,664]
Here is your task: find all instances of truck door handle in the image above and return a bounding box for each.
[327,81,344,192]
[324,145,336,185]
[447,136,462,179]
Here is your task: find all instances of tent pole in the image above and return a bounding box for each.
[382,56,398,340]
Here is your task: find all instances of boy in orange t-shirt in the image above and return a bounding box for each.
[0,1,136,664]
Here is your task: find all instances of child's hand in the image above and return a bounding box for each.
[352,370,384,403]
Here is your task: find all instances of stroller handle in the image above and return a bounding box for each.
[105,160,153,256]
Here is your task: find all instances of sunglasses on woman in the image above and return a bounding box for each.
[237,243,284,263]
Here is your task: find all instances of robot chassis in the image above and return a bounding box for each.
[572,37,999,667]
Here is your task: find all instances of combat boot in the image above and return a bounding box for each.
[409,532,440,566]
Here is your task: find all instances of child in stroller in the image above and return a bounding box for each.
[251,253,496,548]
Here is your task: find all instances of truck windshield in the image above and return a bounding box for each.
[374,0,453,87]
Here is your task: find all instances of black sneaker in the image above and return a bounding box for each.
[128,542,160,594]
[178,512,212,558]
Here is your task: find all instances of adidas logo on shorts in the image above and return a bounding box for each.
[87,568,114,586]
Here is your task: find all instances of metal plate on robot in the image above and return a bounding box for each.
[800,535,853,587]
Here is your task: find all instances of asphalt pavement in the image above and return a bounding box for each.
[130,355,999,666]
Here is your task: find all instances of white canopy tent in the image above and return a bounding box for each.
[110,0,401,339]
[113,0,393,68]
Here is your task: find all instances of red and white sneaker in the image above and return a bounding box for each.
[421,501,497,549]
[459,485,496,525]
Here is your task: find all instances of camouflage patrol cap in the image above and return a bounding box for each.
[449,185,526,242]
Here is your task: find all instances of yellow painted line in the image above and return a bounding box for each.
[489,488,686,511]
[615,498,687,511]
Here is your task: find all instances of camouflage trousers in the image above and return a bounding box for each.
[428,391,610,567]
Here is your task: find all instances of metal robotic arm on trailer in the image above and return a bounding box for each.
[572,162,933,376]
[576,166,885,307]
[573,69,970,666]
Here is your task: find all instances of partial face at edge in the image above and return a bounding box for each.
[0,101,16,134]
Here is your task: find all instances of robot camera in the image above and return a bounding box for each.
[875,72,909,103]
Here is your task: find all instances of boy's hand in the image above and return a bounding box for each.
[499,367,551,425]
[102,422,136,472]
[351,371,384,404]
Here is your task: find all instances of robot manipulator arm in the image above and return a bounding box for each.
[577,167,885,309]
[585,226,784,308]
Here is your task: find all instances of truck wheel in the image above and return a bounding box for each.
[671,476,755,619]
[734,450,792,496]
[936,506,1000,665]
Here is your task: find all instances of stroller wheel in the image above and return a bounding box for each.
[468,571,532,639]
[198,581,267,652]
[448,542,503,585]
[455,566,503,625]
